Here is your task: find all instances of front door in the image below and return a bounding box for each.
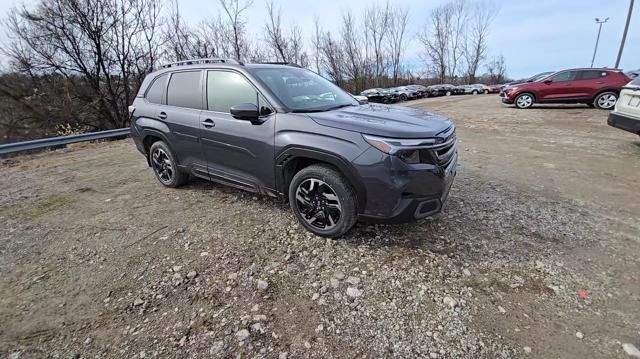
[538,70,579,101]
[200,70,276,193]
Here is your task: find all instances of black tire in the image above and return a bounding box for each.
[472,90,478,95]
[483,89,489,94]
[149,141,189,188]
[445,91,452,96]
[288,164,357,238]
[400,94,407,101]
[593,91,618,110]
[514,93,535,109]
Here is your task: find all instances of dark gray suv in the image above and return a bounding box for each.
[130,58,458,237]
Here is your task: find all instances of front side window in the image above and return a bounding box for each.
[551,71,577,82]
[167,71,202,109]
[251,67,357,112]
[207,71,272,115]
[145,73,168,104]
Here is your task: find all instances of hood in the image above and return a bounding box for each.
[308,103,453,139]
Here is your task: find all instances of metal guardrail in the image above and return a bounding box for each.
[0,128,130,155]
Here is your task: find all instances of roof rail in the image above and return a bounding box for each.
[254,62,302,68]
[160,58,243,69]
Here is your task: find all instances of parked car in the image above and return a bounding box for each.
[501,68,631,109]
[489,84,502,93]
[499,71,555,96]
[608,76,640,135]
[360,88,399,103]
[406,84,431,98]
[429,84,461,96]
[390,86,419,101]
[130,59,458,238]
[460,84,486,95]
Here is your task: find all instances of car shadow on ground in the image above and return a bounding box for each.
[176,173,602,265]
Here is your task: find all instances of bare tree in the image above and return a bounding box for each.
[2,0,164,130]
[462,1,497,83]
[485,54,506,84]
[419,5,451,83]
[311,17,323,74]
[264,0,288,62]
[363,3,390,86]
[319,31,345,87]
[387,5,408,86]
[341,11,366,92]
[218,0,253,60]
[446,0,467,81]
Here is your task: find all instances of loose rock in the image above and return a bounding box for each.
[235,329,250,341]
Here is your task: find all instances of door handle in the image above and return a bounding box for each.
[158,112,167,119]
[201,119,215,128]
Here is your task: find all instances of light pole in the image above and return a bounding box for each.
[591,17,609,68]
[615,0,635,68]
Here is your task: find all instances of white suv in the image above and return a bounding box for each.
[608,77,640,136]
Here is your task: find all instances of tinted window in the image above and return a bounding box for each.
[207,71,272,114]
[167,71,202,109]
[580,70,607,80]
[631,76,640,86]
[145,74,167,104]
[551,71,577,82]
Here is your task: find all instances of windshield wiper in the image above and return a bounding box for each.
[290,103,355,113]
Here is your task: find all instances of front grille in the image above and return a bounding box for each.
[418,127,457,167]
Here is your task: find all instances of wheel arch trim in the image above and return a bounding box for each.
[275,146,367,212]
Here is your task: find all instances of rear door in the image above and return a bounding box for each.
[162,70,207,175]
[575,70,609,99]
[199,70,276,192]
[538,70,579,101]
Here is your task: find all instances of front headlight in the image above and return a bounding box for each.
[362,134,440,155]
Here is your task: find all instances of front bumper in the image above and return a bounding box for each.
[608,112,640,135]
[354,147,458,223]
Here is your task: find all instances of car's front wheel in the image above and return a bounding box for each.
[289,164,357,238]
[472,90,478,95]
[445,91,452,96]
[514,93,535,109]
[594,91,618,110]
[149,141,189,188]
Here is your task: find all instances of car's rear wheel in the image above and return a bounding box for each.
[149,141,188,188]
[594,91,618,110]
[289,164,357,238]
[514,93,534,109]
[445,91,452,96]
[400,94,407,101]
[472,90,478,95]
[483,89,489,94]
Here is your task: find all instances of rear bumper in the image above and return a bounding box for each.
[608,112,640,135]
[354,147,458,223]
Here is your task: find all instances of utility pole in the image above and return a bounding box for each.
[591,18,609,68]
[615,0,635,68]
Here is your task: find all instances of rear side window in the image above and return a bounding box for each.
[207,71,272,114]
[630,76,640,86]
[167,71,202,109]
[551,71,577,82]
[579,70,607,80]
[145,74,168,104]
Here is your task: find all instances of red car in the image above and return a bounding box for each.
[502,68,631,109]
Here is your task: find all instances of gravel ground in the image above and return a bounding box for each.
[1,95,639,358]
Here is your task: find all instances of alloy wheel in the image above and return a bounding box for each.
[151,148,174,184]
[295,178,342,230]
[597,94,617,109]
[516,94,533,108]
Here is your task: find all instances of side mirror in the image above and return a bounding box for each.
[353,95,368,104]
[230,103,261,123]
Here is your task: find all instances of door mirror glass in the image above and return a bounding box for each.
[230,103,260,122]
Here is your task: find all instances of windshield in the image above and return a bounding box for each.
[250,67,357,112]
[528,72,554,82]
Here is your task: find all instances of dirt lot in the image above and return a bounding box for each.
[1,95,639,358]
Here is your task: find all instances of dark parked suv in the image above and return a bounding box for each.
[130,59,458,237]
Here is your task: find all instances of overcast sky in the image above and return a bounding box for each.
[0,0,637,79]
